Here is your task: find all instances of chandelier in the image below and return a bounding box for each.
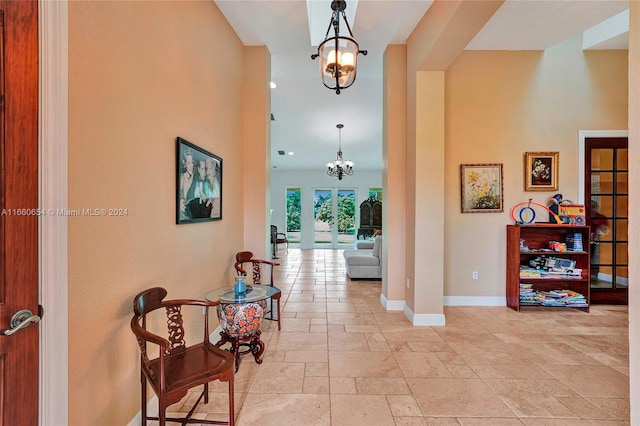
[310,0,367,94]
[326,124,354,180]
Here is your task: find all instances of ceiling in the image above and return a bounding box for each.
[214,0,629,172]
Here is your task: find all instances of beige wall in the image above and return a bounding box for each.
[382,45,407,303]
[401,3,627,318]
[444,37,627,300]
[242,47,271,259]
[67,2,256,424]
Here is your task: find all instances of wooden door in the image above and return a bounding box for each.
[0,1,39,424]
[585,137,629,304]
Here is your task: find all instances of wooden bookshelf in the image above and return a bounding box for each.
[506,224,590,312]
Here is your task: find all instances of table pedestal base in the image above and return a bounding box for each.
[215,330,264,372]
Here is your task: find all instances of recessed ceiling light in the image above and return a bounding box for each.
[270,81,277,89]
[288,152,294,156]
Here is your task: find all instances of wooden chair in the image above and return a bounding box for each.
[270,225,288,259]
[130,287,235,426]
[234,251,282,330]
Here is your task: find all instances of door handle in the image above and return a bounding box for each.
[2,307,42,336]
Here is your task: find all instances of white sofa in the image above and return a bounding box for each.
[343,236,382,280]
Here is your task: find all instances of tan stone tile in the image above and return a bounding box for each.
[534,379,581,397]
[484,378,577,418]
[445,364,478,378]
[393,352,453,378]
[541,365,629,398]
[368,341,391,351]
[408,378,515,417]
[393,417,429,426]
[345,324,381,332]
[247,362,305,394]
[284,302,327,313]
[329,351,403,378]
[327,302,357,313]
[279,317,311,332]
[303,376,329,394]
[585,397,630,421]
[457,419,525,425]
[330,377,357,394]
[329,331,370,351]
[354,377,411,395]
[268,331,327,351]
[330,394,394,425]
[387,394,424,416]
[305,362,328,377]
[310,324,327,332]
[283,350,328,363]
[557,396,613,420]
[237,393,330,425]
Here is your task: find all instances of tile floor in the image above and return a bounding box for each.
[167,248,630,425]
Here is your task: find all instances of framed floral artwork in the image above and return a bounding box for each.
[460,163,504,213]
[525,151,558,191]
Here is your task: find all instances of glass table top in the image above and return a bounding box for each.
[205,284,278,303]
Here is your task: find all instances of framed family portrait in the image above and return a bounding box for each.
[525,151,558,191]
[460,163,504,213]
[176,137,222,224]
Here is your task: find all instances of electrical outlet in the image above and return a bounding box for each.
[472,271,479,280]
[406,278,410,288]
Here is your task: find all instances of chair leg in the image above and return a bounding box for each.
[276,297,281,330]
[141,373,147,425]
[229,378,235,426]
[158,394,165,426]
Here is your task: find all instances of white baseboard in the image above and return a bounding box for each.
[380,293,405,311]
[403,305,446,326]
[444,296,506,306]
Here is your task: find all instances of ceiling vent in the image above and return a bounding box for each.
[278,150,286,155]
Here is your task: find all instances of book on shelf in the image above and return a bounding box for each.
[519,288,588,307]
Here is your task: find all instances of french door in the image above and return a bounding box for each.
[585,137,628,304]
[313,188,356,249]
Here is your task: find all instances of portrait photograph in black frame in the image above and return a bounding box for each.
[176,137,222,224]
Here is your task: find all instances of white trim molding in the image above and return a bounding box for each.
[403,305,446,326]
[380,293,405,311]
[38,1,69,425]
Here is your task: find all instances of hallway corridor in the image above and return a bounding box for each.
[164,248,630,425]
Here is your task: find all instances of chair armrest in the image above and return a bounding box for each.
[130,318,170,349]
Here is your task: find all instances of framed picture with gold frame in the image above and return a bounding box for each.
[460,163,504,213]
[525,151,558,191]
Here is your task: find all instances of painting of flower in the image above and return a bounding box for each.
[460,164,503,213]
[525,152,558,191]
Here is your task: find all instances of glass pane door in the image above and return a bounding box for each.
[313,188,356,248]
[285,187,301,246]
[336,189,357,247]
[586,138,628,304]
[314,189,333,248]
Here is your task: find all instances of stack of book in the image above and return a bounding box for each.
[566,232,584,251]
[519,283,537,305]
[527,289,588,307]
